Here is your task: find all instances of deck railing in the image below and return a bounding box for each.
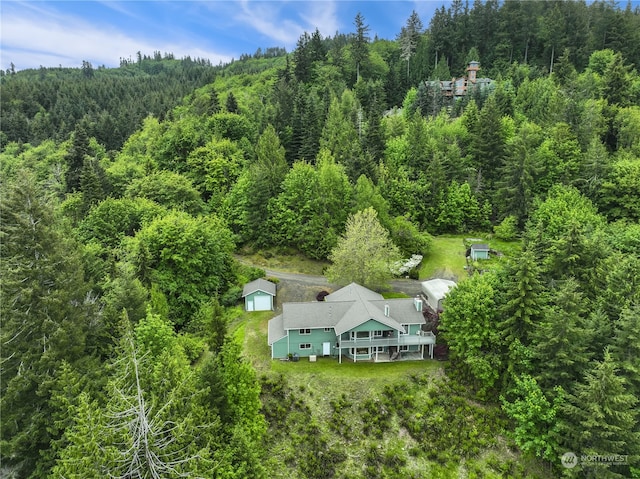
[338,331,435,349]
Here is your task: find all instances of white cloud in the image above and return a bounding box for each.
[299,0,339,37]
[235,0,305,45]
[0,3,233,70]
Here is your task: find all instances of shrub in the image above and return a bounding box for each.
[176,333,206,362]
[221,285,243,306]
[493,215,519,241]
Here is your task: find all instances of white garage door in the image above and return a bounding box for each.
[254,295,271,311]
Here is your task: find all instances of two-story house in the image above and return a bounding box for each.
[268,283,436,363]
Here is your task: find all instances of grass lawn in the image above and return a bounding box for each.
[419,235,469,281]
[419,234,522,282]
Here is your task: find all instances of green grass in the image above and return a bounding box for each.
[381,291,409,299]
[419,235,469,281]
[419,234,522,282]
[271,356,442,379]
[236,245,328,275]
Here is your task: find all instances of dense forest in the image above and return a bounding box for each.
[2,0,640,477]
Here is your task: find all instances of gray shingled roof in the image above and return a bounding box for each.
[471,243,490,251]
[277,283,424,335]
[268,314,286,345]
[242,278,276,297]
[325,282,383,302]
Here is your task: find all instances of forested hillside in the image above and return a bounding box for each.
[2,1,640,477]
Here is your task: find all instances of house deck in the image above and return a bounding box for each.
[337,332,435,350]
[354,351,426,363]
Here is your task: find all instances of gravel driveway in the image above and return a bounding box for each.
[263,268,424,311]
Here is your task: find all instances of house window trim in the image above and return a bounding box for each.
[299,328,311,335]
[299,343,312,350]
[324,327,332,332]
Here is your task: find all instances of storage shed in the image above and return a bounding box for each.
[470,243,490,260]
[242,278,276,311]
[421,278,457,313]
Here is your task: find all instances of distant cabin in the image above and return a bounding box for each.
[242,278,276,311]
[421,278,457,313]
[424,61,493,99]
[470,244,490,261]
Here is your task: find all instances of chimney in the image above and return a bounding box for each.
[384,304,390,317]
[414,296,423,312]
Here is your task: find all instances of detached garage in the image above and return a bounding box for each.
[243,278,276,311]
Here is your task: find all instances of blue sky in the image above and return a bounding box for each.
[1,1,446,71]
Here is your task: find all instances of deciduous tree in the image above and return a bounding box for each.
[133,211,235,326]
[325,207,400,290]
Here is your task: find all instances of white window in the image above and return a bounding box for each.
[356,331,370,339]
[299,328,311,335]
[399,345,409,352]
[401,324,409,335]
[374,346,385,352]
[299,343,311,350]
[374,330,383,337]
[324,327,332,332]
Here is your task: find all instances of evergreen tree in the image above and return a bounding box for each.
[610,305,640,396]
[469,94,506,192]
[79,157,108,215]
[65,124,91,193]
[226,91,239,113]
[499,250,546,346]
[319,92,367,182]
[398,10,423,78]
[496,251,546,387]
[560,349,640,478]
[352,12,370,82]
[496,121,544,226]
[245,124,289,243]
[602,52,633,108]
[293,31,313,83]
[531,279,593,393]
[0,171,91,477]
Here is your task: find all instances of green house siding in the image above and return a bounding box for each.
[406,323,422,335]
[350,319,393,333]
[472,250,489,260]
[245,290,273,311]
[286,328,337,358]
[271,336,289,359]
